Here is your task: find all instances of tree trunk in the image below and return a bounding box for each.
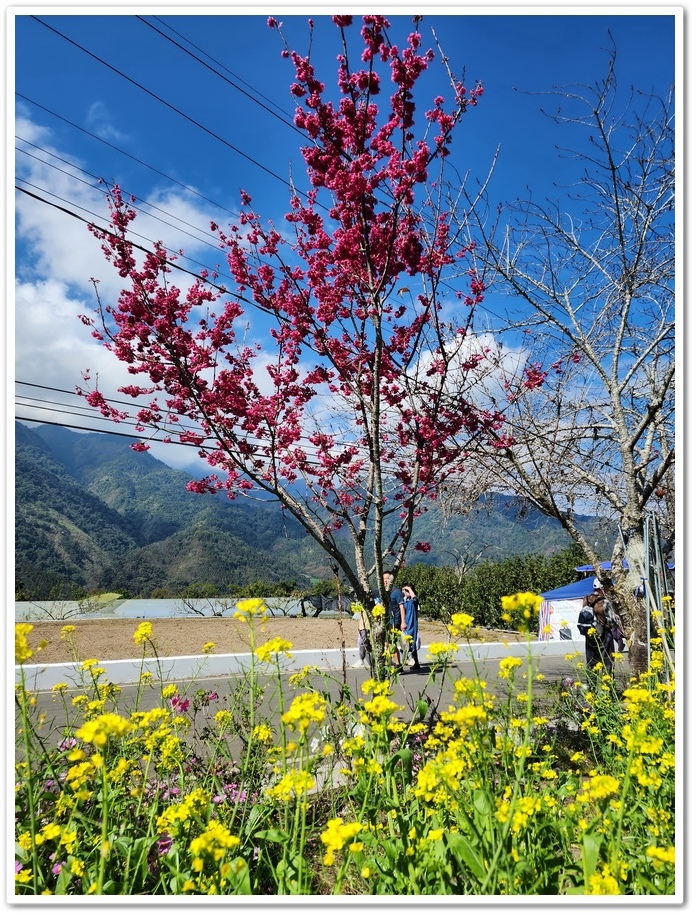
[612,530,651,675]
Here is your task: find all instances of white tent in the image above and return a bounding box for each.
[538,575,595,641]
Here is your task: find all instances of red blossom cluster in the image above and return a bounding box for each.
[80,17,523,584]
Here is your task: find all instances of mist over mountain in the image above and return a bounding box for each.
[14,422,609,600]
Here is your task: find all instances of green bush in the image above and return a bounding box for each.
[400,546,586,629]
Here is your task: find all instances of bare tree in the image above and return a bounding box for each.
[461,46,676,673]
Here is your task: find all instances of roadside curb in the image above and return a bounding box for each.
[16,639,583,691]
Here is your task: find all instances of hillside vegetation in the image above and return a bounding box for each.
[15,423,611,600]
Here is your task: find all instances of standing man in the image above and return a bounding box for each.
[579,577,624,683]
[384,571,406,668]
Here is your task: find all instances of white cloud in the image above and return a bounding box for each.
[11,114,539,479]
[85,101,130,144]
[14,114,240,442]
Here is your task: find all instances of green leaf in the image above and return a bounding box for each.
[229,857,251,895]
[54,864,72,895]
[446,832,486,880]
[472,788,492,817]
[253,827,289,844]
[581,832,603,884]
[386,747,413,779]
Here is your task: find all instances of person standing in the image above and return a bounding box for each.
[401,584,421,671]
[384,571,406,667]
[353,603,371,668]
[580,587,616,678]
[593,577,626,652]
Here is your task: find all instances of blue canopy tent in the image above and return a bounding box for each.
[538,575,596,641]
[575,560,627,573]
[542,576,596,601]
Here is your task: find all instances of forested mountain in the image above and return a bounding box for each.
[15,422,610,600]
[15,422,323,598]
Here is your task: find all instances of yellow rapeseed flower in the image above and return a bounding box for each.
[320,817,363,867]
[234,598,267,617]
[15,624,34,664]
[156,788,210,836]
[252,723,273,743]
[133,621,153,645]
[498,656,523,679]
[587,869,621,894]
[361,679,391,696]
[265,768,315,801]
[255,637,293,663]
[449,613,475,636]
[646,845,675,864]
[214,709,233,729]
[577,774,620,803]
[288,665,320,685]
[189,821,241,863]
[427,642,459,660]
[281,692,327,734]
[362,695,401,718]
[76,713,132,747]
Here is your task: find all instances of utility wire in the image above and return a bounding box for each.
[17,92,240,218]
[15,183,237,294]
[138,15,303,138]
[31,16,295,192]
[15,379,628,479]
[16,145,222,255]
[18,18,571,340]
[20,21,513,327]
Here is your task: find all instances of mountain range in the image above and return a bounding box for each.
[14,421,611,600]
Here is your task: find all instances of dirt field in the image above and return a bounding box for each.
[19,616,522,665]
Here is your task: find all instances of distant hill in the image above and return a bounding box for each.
[15,422,325,599]
[14,422,612,599]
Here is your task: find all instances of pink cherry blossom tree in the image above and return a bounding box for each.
[81,15,530,676]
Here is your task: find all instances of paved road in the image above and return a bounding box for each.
[18,650,631,756]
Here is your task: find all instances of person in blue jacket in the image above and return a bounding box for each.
[384,571,406,667]
[401,584,421,671]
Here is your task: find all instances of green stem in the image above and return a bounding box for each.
[122,749,155,894]
[96,758,109,894]
[480,648,535,894]
[17,671,41,894]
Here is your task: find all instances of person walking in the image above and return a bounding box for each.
[401,584,421,671]
[593,577,626,652]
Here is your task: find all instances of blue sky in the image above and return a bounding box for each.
[11,6,680,473]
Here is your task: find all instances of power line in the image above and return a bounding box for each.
[139,15,303,138]
[16,146,224,253]
[16,377,627,479]
[16,92,240,218]
[17,17,570,343]
[19,21,513,330]
[31,16,295,192]
[15,184,238,303]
